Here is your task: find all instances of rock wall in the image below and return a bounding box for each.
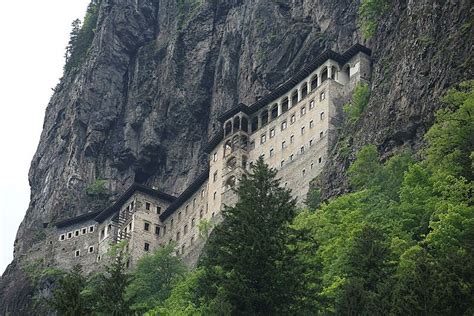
[1,0,472,313]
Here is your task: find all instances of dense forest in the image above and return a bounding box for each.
[29,81,473,314]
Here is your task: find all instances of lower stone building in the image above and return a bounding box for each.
[50,43,372,271]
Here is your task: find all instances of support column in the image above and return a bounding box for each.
[277,101,282,116]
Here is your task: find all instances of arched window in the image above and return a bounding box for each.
[240,135,248,149]
[330,66,337,80]
[321,67,328,83]
[301,82,308,98]
[281,97,289,113]
[271,104,278,120]
[224,140,232,157]
[225,176,236,190]
[241,117,249,133]
[261,111,268,126]
[311,74,318,91]
[251,117,258,132]
[291,89,298,106]
[233,116,240,131]
[340,64,350,84]
[224,121,232,137]
[242,155,248,169]
[226,157,237,170]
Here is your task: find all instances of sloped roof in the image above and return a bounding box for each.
[216,44,371,123]
[159,168,210,221]
[94,183,177,223]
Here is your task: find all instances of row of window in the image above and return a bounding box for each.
[59,225,95,241]
[258,109,325,146]
[74,245,95,257]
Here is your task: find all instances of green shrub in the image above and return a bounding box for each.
[343,83,371,123]
[86,179,108,197]
[358,0,388,39]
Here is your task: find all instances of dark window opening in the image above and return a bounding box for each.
[144,222,150,231]
[291,90,298,105]
[271,104,278,119]
[145,202,151,210]
[282,97,289,113]
[144,242,150,251]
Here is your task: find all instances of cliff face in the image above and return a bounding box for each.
[1,0,472,313]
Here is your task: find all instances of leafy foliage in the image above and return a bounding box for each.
[86,179,108,198]
[126,244,186,313]
[358,0,388,39]
[343,83,371,123]
[47,265,91,315]
[64,0,101,72]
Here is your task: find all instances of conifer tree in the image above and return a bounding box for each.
[200,156,315,315]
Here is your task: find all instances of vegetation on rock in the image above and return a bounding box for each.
[358,0,388,39]
[343,83,371,123]
[64,0,101,72]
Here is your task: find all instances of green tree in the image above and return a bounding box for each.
[126,244,186,313]
[200,157,316,315]
[47,265,91,315]
[86,241,131,315]
[358,0,388,39]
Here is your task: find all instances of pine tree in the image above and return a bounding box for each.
[47,265,91,315]
[200,157,316,315]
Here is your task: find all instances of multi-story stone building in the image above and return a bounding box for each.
[50,44,371,272]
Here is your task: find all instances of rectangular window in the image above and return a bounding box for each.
[82,228,87,234]
[213,152,217,161]
[311,162,314,169]
[301,127,305,135]
[213,192,217,200]
[75,230,79,237]
[281,120,287,130]
[100,229,105,239]
[290,114,296,124]
[89,246,94,253]
[181,244,185,254]
[155,226,160,235]
[290,135,294,143]
[320,112,325,120]
[68,232,72,239]
[60,234,65,241]
[144,222,150,231]
[185,205,189,213]
[176,232,180,241]
[200,209,203,219]
[320,131,324,139]
[300,146,305,154]
[157,206,162,214]
[302,169,306,176]
[163,226,167,235]
[309,100,315,109]
[270,128,275,138]
[191,218,195,227]
[89,226,94,233]
[309,139,313,146]
[270,148,274,157]
[129,222,132,230]
[261,134,266,144]
[290,154,294,161]
[144,242,150,251]
[193,198,196,207]
[108,224,112,233]
[310,120,314,128]
[145,202,151,210]
[131,201,135,209]
[178,212,182,221]
[213,171,218,182]
[280,160,285,167]
[171,219,174,229]
[184,225,188,235]
[282,141,286,149]
[201,189,205,198]
[75,250,80,257]
[300,106,306,116]
[319,157,322,163]
[320,91,325,101]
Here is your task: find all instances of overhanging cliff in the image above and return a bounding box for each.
[1,0,472,313]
